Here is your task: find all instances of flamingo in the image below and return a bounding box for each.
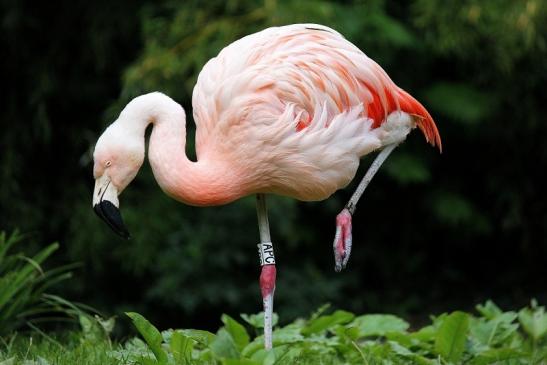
[91,24,441,350]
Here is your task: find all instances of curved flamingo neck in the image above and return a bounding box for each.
[120,92,242,206]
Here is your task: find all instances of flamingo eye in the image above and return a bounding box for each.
[105,160,112,167]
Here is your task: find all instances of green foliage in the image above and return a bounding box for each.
[3,0,547,333]
[434,311,469,362]
[114,301,547,365]
[0,329,118,365]
[127,312,169,365]
[2,301,547,364]
[0,231,77,335]
[413,0,547,71]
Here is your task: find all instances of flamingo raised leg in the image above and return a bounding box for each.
[333,142,398,272]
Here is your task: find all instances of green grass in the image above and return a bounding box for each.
[0,331,118,365]
[2,300,547,364]
[0,230,78,336]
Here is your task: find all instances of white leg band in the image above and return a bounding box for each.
[258,242,275,266]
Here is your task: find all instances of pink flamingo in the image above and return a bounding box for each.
[92,24,441,349]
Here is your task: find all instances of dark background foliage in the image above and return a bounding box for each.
[1,0,546,333]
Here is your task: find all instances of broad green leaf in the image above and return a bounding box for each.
[469,348,527,365]
[198,349,215,361]
[210,328,239,359]
[333,325,361,341]
[388,340,413,356]
[434,311,469,362]
[241,339,264,358]
[242,324,304,358]
[179,329,216,347]
[469,313,518,348]
[171,330,194,364]
[352,314,409,337]
[262,344,290,365]
[241,312,278,329]
[409,325,436,343]
[518,303,547,341]
[476,300,503,319]
[221,314,250,351]
[301,310,355,335]
[386,331,412,347]
[273,324,304,343]
[126,312,168,365]
[246,344,292,365]
[277,346,304,364]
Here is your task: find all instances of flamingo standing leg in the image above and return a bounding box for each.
[256,194,276,350]
[333,143,398,272]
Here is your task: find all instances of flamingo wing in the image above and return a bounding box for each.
[192,24,440,200]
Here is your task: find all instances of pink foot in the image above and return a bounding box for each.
[260,265,276,298]
[260,264,276,350]
[333,208,352,272]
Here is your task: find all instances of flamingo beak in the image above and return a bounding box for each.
[92,174,130,239]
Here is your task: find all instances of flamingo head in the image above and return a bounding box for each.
[92,121,145,239]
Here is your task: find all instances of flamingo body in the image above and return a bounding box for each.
[188,24,440,203]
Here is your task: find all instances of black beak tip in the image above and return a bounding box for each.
[93,201,131,240]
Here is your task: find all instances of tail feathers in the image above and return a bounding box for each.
[397,88,442,152]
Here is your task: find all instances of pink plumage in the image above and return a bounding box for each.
[92,24,442,350]
[188,24,441,203]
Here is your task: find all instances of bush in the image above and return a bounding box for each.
[0,230,78,335]
[119,301,547,364]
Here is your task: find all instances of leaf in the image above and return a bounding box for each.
[97,315,116,335]
[179,329,216,347]
[79,314,103,343]
[469,313,518,348]
[221,314,250,351]
[434,311,469,362]
[352,314,409,337]
[241,312,278,329]
[388,340,413,356]
[518,302,547,341]
[210,328,240,359]
[241,324,303,358]
[171,330,194,364]
[301,310,355,336]
[409,325,436,343]
[126,312,168,365]
[469,348,528,365]
[476,300,503,319]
